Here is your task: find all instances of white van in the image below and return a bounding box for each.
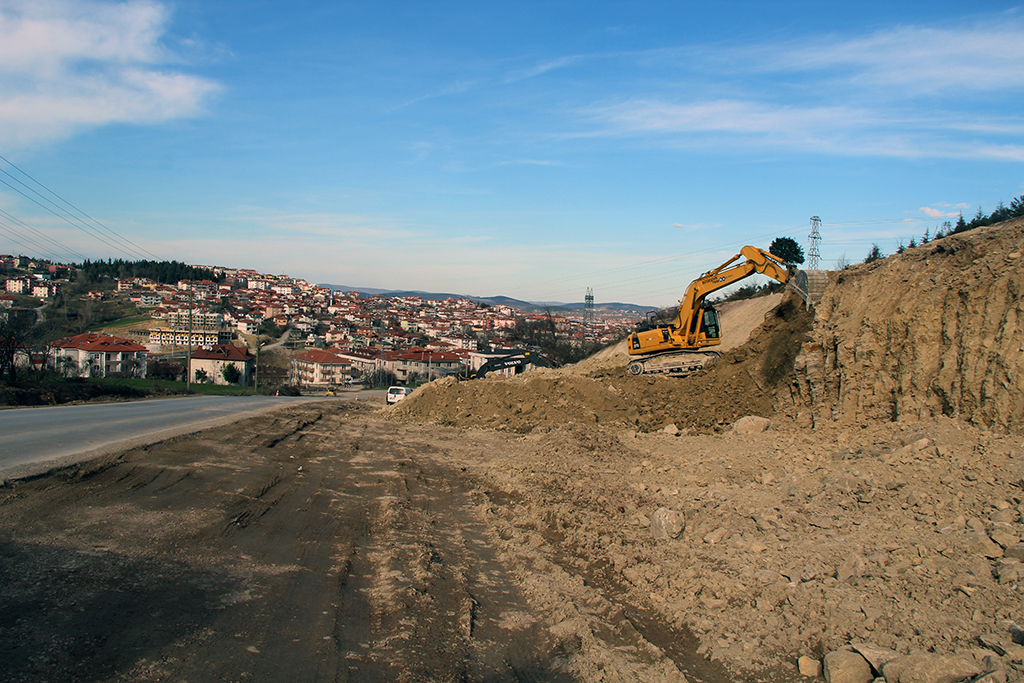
[386,386,413,404]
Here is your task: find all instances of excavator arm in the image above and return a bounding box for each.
[628,246,793,360]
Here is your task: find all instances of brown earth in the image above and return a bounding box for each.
[2,220,1023,682]
[385,292,808,435]
[783,217,1024,434]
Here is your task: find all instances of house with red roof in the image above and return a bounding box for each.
[50,333,149,378]
[379,349,463,383]
[189,344,255,386]
[289,348,352,387]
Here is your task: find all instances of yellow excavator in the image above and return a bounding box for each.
[626,245,802,376]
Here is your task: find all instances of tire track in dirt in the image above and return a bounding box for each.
[329,421,573,682]
[0,404,573,683]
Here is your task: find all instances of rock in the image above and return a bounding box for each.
[988,527,1019,549]
[849,643,900,674]
[837,552,866,582]
[996,560,1024,585]
[823,649,873,683]
[661,423,680,435]
[882,652,983,683]
[703,527,730,545]
[799,655,822,677]
[732,415,771,434]
[650,507,685,540]
[990,508,1018,524]
[1005,544,1024,562]
[965,531,1005,558]
[973,671,1008,683]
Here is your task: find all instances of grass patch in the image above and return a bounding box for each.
[92,315,155,330]
[0,376,258,407]
[90,377,256,396]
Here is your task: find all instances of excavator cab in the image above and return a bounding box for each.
[699,307,720,341]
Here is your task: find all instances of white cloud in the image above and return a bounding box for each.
[765,22,1024,95]
[596,98,870,137]
[0,0,218,148]
[920,207,959,219]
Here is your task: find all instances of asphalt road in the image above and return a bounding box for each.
[0,392,380,480]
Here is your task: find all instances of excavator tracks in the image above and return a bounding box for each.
[627,350,719,377]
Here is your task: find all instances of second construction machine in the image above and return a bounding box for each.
[626,245,802,376]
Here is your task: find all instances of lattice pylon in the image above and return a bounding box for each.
[808,216,822,270]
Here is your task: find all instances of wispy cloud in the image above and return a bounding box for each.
[588,98,1024,160]
[494,158,564,167]
[762,21,1024,95]
[0,0,218,148]
[575,17,1024,161]
[502,54,586,84]
[227,208,422,242]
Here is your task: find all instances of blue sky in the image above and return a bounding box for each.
[1,0,1022,306]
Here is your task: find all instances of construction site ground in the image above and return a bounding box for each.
[2,218,1024,683]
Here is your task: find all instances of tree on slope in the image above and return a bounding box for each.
[769,237,805,266]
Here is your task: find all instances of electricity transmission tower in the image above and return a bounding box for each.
[584,287,595,339]
[808,216,822,270]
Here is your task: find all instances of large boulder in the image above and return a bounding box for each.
[650,507,686,540]
[882,652,983,683]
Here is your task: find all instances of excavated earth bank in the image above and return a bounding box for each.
[783,217,1024,435]
[384,219,1024,682]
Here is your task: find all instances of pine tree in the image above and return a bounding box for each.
[865,244,884,263]
[954,213,968,233]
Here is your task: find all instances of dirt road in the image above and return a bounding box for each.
[0,402,579,683]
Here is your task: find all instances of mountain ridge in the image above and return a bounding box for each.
[318,284,654,312]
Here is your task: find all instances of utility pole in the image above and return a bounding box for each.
[185,277,193,390]
[255,340,263,392]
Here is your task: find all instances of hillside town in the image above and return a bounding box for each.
[1,254,634,390]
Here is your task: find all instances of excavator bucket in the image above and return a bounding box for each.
[788,270,829,308]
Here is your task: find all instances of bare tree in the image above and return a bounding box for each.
[0,311,35,383]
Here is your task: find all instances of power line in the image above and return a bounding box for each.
[0,220,65,262]
[0,173,145,260]
[0,154,160,260]
[0,207,88,261]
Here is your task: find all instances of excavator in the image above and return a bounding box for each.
[626,245,804,376]
[458,349,559,381]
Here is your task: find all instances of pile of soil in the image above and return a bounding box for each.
[387,293,811,434]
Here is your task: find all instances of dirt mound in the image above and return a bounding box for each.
[392,218,1023,437]
[385,293,810,434]
[784,217,1024,434]
[571,293,784,376]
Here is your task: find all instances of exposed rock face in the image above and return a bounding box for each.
[783,218,1024,435]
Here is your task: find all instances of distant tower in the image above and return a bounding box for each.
[584,287,595,338]
[808,216,822,270]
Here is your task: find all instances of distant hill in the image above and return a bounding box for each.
[318,284,655,313]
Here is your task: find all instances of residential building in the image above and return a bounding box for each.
[290,349,353,387]
[148,328,233,346]
[189,345,255,386]
[50,333,148,378]
[379,349,462,383]
[5,278,27,294]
